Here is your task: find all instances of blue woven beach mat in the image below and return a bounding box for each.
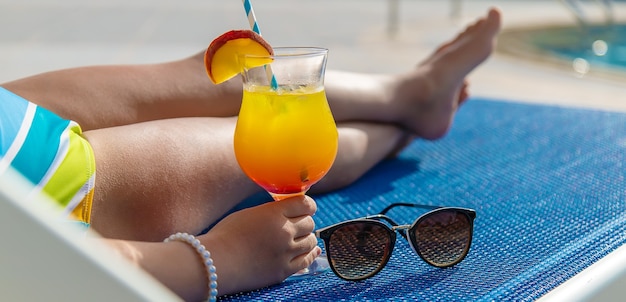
[221,98,626,301]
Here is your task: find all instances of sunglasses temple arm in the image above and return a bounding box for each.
[379,203,442,215]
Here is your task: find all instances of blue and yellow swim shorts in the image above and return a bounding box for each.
[0,87,96,225]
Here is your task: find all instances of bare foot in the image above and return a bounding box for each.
[389,7,502,140]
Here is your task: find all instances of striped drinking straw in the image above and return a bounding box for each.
[242,0,279,89]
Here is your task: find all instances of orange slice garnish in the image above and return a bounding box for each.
[204,29,274,84]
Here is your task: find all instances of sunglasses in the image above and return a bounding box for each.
[315,203,476,281]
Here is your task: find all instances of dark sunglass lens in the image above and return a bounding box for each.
[414,211,471,267]
[327,222,392,280]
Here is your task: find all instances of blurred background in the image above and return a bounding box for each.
[1,0,625,109]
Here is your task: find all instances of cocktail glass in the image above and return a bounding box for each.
[234,47,337,279]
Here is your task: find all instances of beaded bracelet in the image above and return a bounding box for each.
[164,232,218,302]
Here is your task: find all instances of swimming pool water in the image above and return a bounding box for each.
[531,23,626,73]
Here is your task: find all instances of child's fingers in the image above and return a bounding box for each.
[290,245,322,273]
[290,215,316,238]
[279,195,317,218]
[292,233,319,256]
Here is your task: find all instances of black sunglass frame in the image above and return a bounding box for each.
[315,203,476,281]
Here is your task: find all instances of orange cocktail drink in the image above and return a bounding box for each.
[234,47,337,200]
[235,86,338,197]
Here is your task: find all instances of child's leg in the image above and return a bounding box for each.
[85,118,407,241]
[1,8,501,141]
